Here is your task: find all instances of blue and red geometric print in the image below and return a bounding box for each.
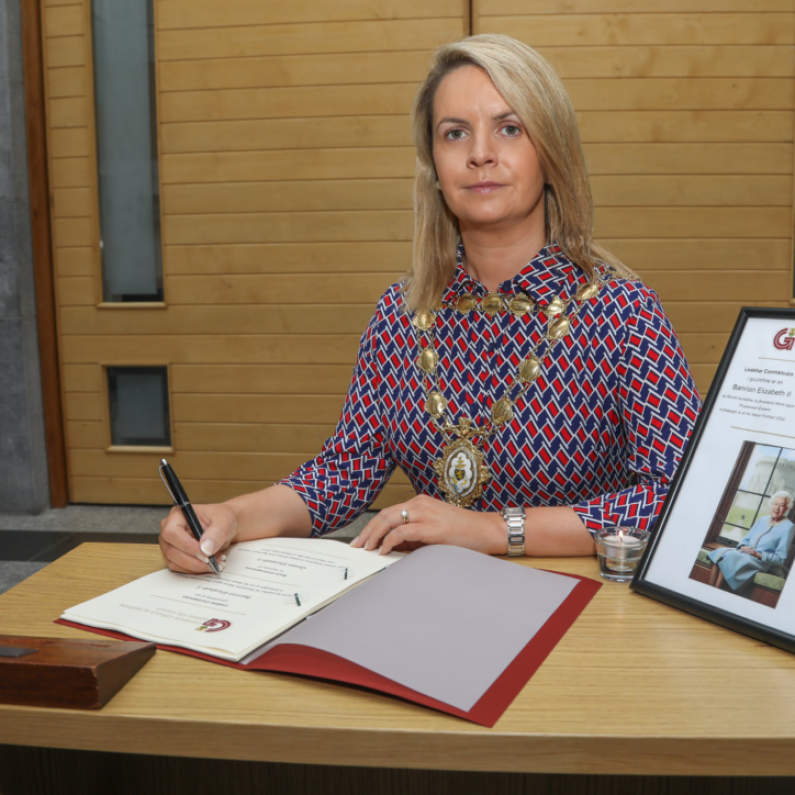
[280,244,702,536]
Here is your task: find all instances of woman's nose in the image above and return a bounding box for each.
[467,134,496,167]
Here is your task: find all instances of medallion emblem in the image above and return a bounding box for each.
[434,438,491,508]
[456,294,477,313]
[414,272,600,512]
[481,293,504,316]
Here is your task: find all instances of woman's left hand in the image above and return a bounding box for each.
[350,495,506,556]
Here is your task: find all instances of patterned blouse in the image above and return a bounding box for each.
[280,244,702,537]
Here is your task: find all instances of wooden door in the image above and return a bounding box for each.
[40,0,470,505]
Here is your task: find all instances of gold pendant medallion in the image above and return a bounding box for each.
[433,437,491,508]
[413,271,602,510]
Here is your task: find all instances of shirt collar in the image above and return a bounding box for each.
[443,242,581,304]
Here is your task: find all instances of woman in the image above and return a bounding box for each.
[708,491,795,592]
[160,35,701,573]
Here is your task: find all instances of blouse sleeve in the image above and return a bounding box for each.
[570,287,702,533]
[277,297,396,537]
[760,523,795,566]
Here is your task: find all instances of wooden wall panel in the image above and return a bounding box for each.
[156,242,412,275]
[58,306,377,336]
[156,0,464,29]
[537,46,795,78]
[577,111,792,142]
[161,117,414,153]
[475,1,795,397]
[478,1,791,11]
[42,0,793,512]
[161,148,416,183]
[157,18,465,62]
[42,0,468,507]
[158,51,435,92]
[478,13,795,46]
[582,144,791,174]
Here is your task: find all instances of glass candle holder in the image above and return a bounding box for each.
[595,527,650,583]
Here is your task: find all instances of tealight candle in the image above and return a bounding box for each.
[595,527,650,583]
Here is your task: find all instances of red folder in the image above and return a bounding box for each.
[57,571,599,728]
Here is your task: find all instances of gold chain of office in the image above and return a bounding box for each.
[412,279,603,508]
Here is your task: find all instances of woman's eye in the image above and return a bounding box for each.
[444,129,466,140]
[502,124,521,136]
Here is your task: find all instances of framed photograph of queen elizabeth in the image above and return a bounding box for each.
[633,307,795,655]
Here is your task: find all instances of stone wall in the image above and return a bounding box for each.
[0,0,49,512]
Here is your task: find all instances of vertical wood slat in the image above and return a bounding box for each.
[78,0,104,308]
[21,0,68,507]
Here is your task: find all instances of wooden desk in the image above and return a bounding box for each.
[1,544,795,793]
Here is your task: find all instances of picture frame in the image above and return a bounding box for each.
[632,307,795,655]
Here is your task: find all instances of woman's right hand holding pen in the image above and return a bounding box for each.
[158,484,314,573]
[159,503,238,574]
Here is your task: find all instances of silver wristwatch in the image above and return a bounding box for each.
[503,506,526,557]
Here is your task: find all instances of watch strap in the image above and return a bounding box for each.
[503,506,526,557]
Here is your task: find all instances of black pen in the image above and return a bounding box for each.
[158,458,221,575]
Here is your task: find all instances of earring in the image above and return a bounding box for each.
[435,180,441,190]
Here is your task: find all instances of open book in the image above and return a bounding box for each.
[62,538,402,662]
[61,539,600,726]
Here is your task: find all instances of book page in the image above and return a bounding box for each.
[258,545,578,711]
[62,538,401,660]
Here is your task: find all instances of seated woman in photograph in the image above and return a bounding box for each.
[159,34,701,573]
[708,492,795,592]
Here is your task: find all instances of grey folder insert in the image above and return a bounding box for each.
[258,545,577,712]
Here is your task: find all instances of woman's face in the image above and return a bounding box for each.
[432,65,545,236]
[771,496,789,522]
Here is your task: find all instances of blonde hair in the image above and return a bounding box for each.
[405,34,635,313]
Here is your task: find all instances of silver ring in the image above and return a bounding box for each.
[401,509,409,525]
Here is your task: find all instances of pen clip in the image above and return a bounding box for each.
[158,462,177,505]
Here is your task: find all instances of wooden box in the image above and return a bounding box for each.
[0,635,155,709]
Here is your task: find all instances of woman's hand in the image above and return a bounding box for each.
[350,495,506,556]
[159,503,239,573]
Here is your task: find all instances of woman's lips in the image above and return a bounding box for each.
[467,181,505,194]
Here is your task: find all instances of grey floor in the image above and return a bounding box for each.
[0,505,375,596]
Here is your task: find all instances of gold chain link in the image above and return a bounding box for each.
[413,278,603,446]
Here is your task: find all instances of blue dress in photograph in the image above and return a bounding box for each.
[707,517,795,592]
